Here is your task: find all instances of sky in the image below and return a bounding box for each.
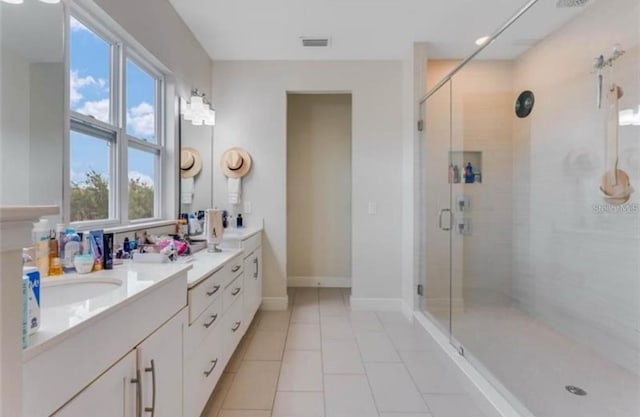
[70,16,156,187]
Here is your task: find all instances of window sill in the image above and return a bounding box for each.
[102,220,176,235]
[72,219,176,235]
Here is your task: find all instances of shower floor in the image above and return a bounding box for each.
[429,294,640,417]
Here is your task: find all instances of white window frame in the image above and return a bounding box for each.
[66,4,165,228]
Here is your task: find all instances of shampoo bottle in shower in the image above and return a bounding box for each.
[448,164,454,184]
[465,162,474,183]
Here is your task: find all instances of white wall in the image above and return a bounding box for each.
[0,48,30,205]
[29,63,64,207]
[287,94,352,283]
[211,61,404,305]
[427,60,515,305]
[511,0,639,372]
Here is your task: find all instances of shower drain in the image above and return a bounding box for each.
[565,385,588,396]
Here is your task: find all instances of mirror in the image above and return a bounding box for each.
[178,99,213,215]
[0,1,65,207]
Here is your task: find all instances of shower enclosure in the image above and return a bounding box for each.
[418,0,639,416]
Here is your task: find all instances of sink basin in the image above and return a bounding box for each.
[41,277,122,308]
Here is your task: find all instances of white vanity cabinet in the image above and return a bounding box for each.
[53,351,137,417]
[53,309,186,417]
[184,253,244,417]
[242,233,262,327]
[136,308,186,417]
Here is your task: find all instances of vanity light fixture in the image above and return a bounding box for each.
[0,0,61,3]
[183,89,216,126]
[475,35,491,46]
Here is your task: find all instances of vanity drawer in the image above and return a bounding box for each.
[228,254,244,278]
[223,274,244,313]
[184,320,224,417]
[184,295,222,358]
[188,266,227,324]
[223,295,245,364]
[242,233,261,256]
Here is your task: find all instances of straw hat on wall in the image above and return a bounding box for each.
[180,147,202,178]
[221,147,252,178]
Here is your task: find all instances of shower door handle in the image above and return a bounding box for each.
[438,208,451,231]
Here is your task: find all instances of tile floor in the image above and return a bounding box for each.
[200,287,488,417]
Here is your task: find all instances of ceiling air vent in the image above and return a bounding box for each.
[301,37,330,48]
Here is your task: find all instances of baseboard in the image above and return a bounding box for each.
[260,297,288,311]
[287,276,351,288]
[401,300,414,322]
[350,297,403,311]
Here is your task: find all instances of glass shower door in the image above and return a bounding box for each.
[420,81,453,335]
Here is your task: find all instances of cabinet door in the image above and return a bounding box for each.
[243,251,257,325]
[53,351,136,417]
[137,308,187,417]
[256,247,262,312]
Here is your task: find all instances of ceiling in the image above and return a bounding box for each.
[169,0,590,61]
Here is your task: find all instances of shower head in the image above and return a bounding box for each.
[556,0,589,7]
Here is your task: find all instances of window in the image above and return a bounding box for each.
[68,11,164,225]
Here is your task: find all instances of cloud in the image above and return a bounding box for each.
[70,70,107,107]
[70,17,89,33]
[127,102,155,139]
[70,169,86,184]
[75,99,110,123]
[128,170,154,186]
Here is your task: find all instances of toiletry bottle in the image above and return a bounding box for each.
[21,273,29,348]
[103,233,114,270]
[448,164,454,184]
[453,165,460,183]
[32,219,50,277]
[222,210,229,228]
[56,223,65,258]
[62,228,81,273]
[49,237,62,276]
[465,162,474,183]
[236,213,243,228]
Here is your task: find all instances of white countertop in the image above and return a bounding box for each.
[186,247,244,288]
[24,261,192,361]
[220,226,262,241]
[186,225,263,288]
[24,225,263,360]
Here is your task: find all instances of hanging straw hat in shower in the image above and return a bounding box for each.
[180,147,202,178]
[221,147,252,178]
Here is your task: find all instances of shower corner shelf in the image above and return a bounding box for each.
[449,151,483,184]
